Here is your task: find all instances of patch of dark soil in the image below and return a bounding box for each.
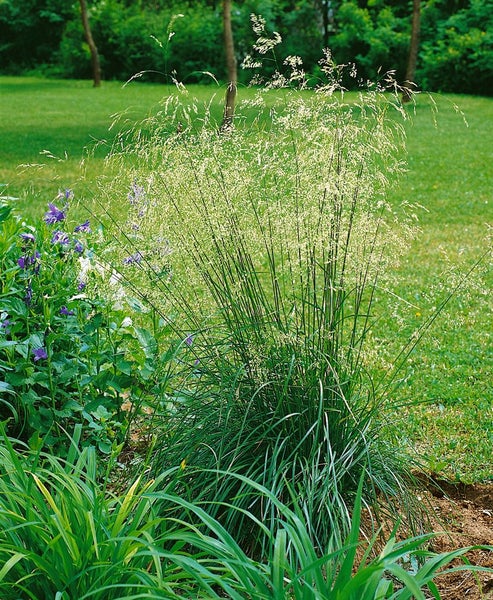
[418,477,493,599]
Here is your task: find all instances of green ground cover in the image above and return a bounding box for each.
[0,77,229,210]
[0,76,492,483]
[385,95,493,482]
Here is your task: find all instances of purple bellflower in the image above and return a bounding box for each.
[32,347,48,361]
[44,203,66,224]
[20,232,36,243]
[74,220,91,233]
[24,283,33,306]
[0,317,11,335]
[17,252,41,271]
[123,252,143,266]
[57,189,73,202]
[51,230,70,245]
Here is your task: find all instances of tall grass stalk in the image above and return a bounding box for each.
[85,55,422,547]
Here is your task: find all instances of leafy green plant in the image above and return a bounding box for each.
[0,199,176,454]
[419,0,493,95]
[0,429,202,599]
[1,441,490,600]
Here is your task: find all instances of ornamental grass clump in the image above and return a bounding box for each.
[92,53,418,548]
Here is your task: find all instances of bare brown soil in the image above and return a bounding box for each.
[412,479,493,599]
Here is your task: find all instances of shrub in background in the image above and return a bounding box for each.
[418,0,493,95]
[329,1,409,84]
[1,0,493,96]
[0,0,75,74]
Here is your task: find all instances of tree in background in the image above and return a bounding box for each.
[221,0,237,129]
[402,0,421,102]
[329,0,409,83]
[316,0,336,48]
[79,0,101,87]
[418,0,493,95]
[0,0,491,96]
[0,0,74,74]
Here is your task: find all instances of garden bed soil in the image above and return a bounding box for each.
[409,478,493,599]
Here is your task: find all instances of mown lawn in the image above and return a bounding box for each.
[385,94,493,482]
[0,76,230,211]
[1,76,492,482]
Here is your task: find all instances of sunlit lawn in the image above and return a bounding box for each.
[1,76,492,482]
[384,94,493,482]
[0,76,231,211]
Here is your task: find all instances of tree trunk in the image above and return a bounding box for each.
[79,0,101,88]
[402,0,421,103]
[322,0,329,49]
[221,0,237,131]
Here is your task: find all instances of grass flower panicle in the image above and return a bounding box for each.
[90,57,424,550]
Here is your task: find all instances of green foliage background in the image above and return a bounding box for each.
[0,0,492,94]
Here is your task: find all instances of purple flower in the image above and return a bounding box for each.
[0,318,11,335]
[44,203,66,224]
[74,220,91,233]
[128,181,145,205]
[33,252,41,275]
[20,232,36,243]
[78,280,87,291]
[73,240,84,254]
[51,230,70,245]
[57,189,73,202]
[60,306,75,316]
[32,347,48,362]
[18,252,41,270]
[24,283,33,306]
[185,334,193,347]
[123,252,143,266]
